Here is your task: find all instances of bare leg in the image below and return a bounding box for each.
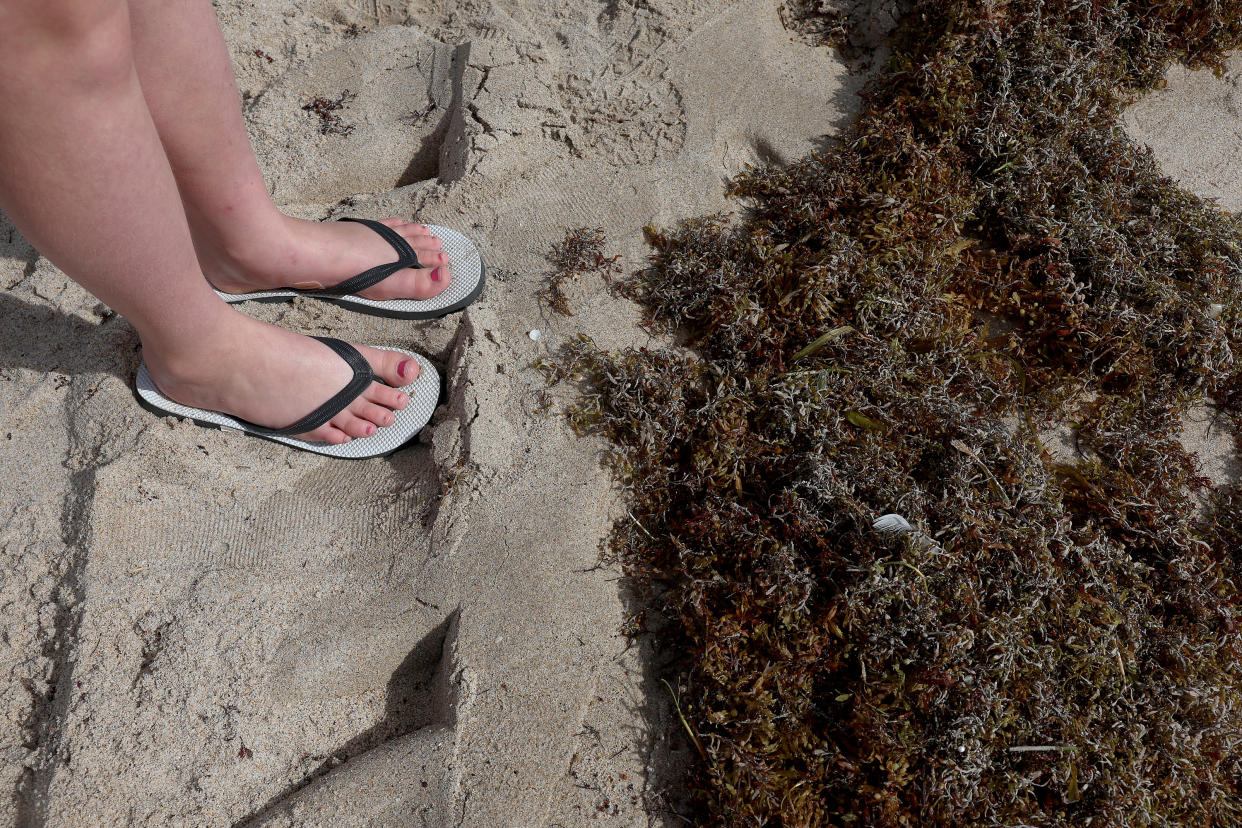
[0,0,417,444]
[125,0,453,301]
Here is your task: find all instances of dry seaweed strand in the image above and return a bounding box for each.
[549,0,1242,825]
[302,90,357,136]
[543,226,623,315]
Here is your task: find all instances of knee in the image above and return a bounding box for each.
[0,0,133,88]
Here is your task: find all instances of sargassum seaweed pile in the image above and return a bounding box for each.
[548,0,1242,825]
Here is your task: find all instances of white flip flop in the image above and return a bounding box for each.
[134,338,439,459]
[215,218,486,319]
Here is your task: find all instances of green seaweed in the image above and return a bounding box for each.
[549,0,1242,824]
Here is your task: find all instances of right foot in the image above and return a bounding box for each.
[142,312,419,444]
[204,216,454,302]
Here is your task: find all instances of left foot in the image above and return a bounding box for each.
[202,215,453,301]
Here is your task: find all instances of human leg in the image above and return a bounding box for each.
[124,0,453,301]
[0,0,417,444]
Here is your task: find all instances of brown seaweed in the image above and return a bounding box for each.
[549,0,1242,824]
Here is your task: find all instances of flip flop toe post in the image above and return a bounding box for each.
[135,337,439,459]
[216,218,486,319]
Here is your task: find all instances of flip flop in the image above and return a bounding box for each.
[214,217,486,320]
[134,337,440,459]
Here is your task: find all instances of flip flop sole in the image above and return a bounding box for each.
[134,348,440,459]
[216,225,486,319]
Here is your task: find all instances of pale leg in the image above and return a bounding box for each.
[0,0,416,444]
[125,0,453,301]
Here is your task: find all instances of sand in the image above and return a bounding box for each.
[1,2,1237,825]
[0,1,852,825]
[1120,54,1242,492]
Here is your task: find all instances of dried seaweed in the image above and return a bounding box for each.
[302,90,356,136]
[542,226,623,316]
[549,1,1242,824]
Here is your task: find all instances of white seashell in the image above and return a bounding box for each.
[873,514,914,533]
[873,513,940,551]
[528,329,542,341]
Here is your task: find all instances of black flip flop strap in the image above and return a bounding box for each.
[302,217,422,298]
[246,337,375,437]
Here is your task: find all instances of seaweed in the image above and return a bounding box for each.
[549,1,1242,824]
[542,226,623,316]
[302,90,357,136]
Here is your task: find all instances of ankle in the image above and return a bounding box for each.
[139,308,248,380]
[192,207,296,276]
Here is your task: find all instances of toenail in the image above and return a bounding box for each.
[367,424,375,435]
[398,393,408,406]
[398,359,411,378]
[431,268,443,282]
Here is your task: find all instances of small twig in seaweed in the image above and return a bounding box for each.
[660,678,707,762]
[302,90,357,136]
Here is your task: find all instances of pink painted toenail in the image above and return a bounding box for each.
[398,359,411,378]
[431,268,443,282]
[367,424,375,435]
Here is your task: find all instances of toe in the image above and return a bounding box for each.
[325,426,352,444]
[365,382,408,410]
[333,411,377,439]
[303,423,351,444]
[359,347,420,387]
[358,265,450,301]
[379,218,433,239]
[406,228,442,250]
[415,247,449,269]
[397,222,433,239]
[351,399,396,429]
[409,239,446,268]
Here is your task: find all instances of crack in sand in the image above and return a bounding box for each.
[21,441,107,825]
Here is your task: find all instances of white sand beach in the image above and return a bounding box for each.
[0,1,1237,824]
